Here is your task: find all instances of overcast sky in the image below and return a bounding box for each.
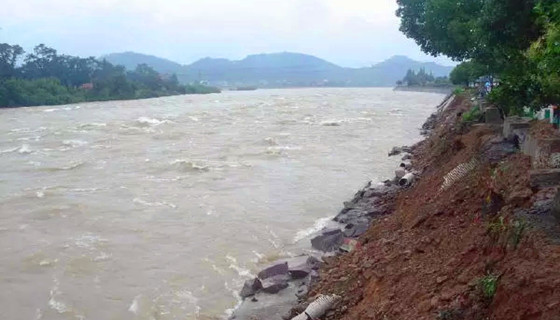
[0,0,455,67]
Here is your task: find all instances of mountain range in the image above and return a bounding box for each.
[103,52,454,88]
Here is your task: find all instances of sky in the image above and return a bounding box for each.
[0,0,455,67]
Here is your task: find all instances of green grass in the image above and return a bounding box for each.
[462,105,482,122]
[478,273,499,300]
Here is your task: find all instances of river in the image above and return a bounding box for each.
[0,88,444,319]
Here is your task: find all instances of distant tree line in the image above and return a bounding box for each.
[0,43,220,107]
[396,68,451,87]
[397,0,560,115]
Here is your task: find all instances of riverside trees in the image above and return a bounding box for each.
[0,43,220,107]
[397,0,560,114]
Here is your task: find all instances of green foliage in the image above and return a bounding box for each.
[400,68,450,87]
[396,0,560,112]
[450,61,487,86]
[478,273,499,300]
[462,105,481,122]
[452,87,465,95]
[0,78,81,107]
[0,43,221,107]
[486,215,528,249]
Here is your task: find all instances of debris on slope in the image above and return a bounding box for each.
[305,93,560,320]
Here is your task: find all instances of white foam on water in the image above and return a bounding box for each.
[320,120,342,126]
[223,281,243,319]
[136,116,170,127]
[293,216,333,242]
[62,140,88,148]
[226,255,254,278]
[169,159,210,172]
[48,277,69,314]
[72,233,107,250]
[0,146,20,154]
[18,144,32,154]
[132,197,177,209]
[175,290,201,315]
[128,295,141,314]
[188,116,200,122]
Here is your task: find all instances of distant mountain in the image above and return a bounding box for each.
[103,51,454,87]
[102,52,183,74]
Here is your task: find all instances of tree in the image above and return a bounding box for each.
[0,43,24,78]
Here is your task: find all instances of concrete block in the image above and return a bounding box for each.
[485,107,502,124]
[529,169,560,188]
[503,117,531,139]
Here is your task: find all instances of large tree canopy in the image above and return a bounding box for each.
[397,0,560,113]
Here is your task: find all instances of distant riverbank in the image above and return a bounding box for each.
[393,85,453,94]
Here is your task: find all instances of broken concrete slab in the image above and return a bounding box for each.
[257,261,288,280]
[343,222,369,238]
[240,278,263,298]
[261,275,290,294]
[485,107,502,124]
[529,169,560,188]
[310,229,343,252]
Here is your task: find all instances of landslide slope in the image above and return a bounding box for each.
[308,94,560,320]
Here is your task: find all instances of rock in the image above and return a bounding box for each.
[258,261,289,280]
[395,168,406,179]
[287,255,321,279]
[240,278,263,298]
[311,229,344,252]
[388,146,402,156]
[343,221,370,238]
[296,285,308,298]
[261,275,290,294]
[552,190,560,223]
[436,276,448,284]
[400,161,413,171]
[402,154,412,161]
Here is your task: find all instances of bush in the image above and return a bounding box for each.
[462,105,482,122]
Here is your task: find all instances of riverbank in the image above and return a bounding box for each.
[235,92,560,319]
[393,85,453,95]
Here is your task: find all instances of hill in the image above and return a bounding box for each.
[103,51,454,87]
[102,52,183,74]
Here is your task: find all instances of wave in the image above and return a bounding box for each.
[0,146,20,154]
[266,145,302,156]
[135,116,170,127]
[39,161,86,172]
[132,197,177,209]
[320,117,372,126]
[77,122,107,130]
[293,216,333,242]
[169,159,210,172]
[62,140,88,148]
[225,255,254,278]
[320,120,342,126]
[18,144,32,154]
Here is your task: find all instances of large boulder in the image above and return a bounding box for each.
[287,255,321,279]
[261,275,290,294]
[240,278,263,298]
[343,221,370,238]
[257,261,288,280]
[311,229,343,252]
[552,190,560,223]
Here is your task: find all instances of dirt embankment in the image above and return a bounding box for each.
[302,94,560,320]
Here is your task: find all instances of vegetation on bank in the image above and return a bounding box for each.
[0,43,220,107]
[397,0,560,115]
[396,68,452,88]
